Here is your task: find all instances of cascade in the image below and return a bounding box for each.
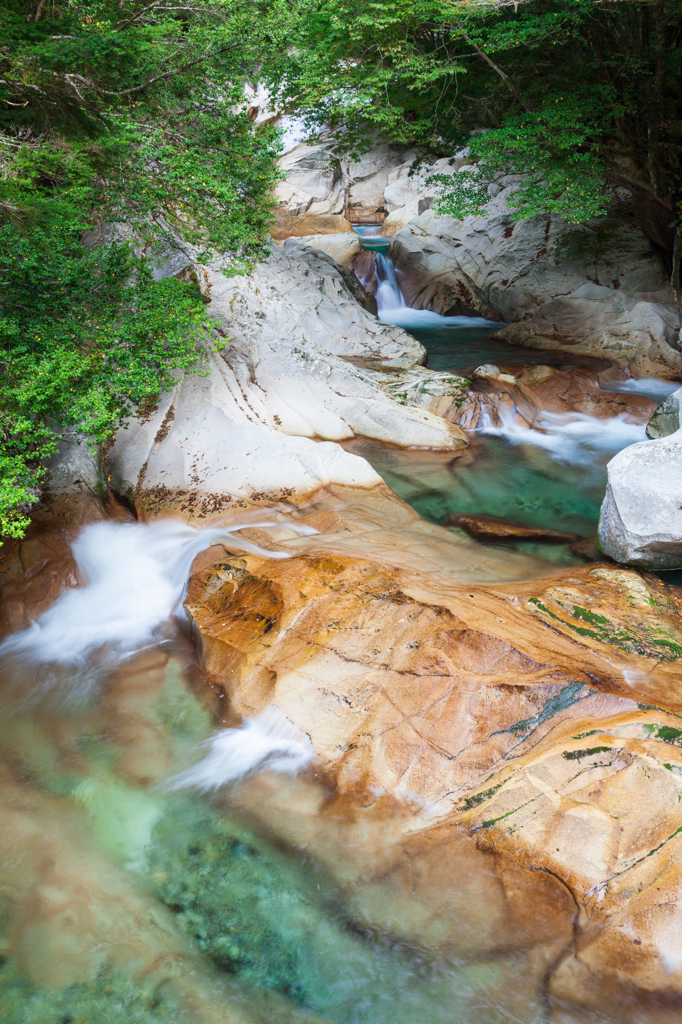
[374,251,406,314]
[0,517,316,707]
[370,251,503,331]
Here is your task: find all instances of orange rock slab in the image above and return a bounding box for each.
[185,540,682,1021]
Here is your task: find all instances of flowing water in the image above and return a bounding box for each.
[0,242,676,1023]
[351,242,666,556]
[0,518,547,1024]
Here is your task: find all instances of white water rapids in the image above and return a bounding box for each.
[477,404,647,466]
[0,517,317,786]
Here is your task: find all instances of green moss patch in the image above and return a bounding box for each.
[528,596,682,661]
[562,745,611,761]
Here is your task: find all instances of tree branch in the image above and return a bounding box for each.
[94,43,239,96]
[456,25,530,112]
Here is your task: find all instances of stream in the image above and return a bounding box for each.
[350,246,675,566]
[0,237,678,1023]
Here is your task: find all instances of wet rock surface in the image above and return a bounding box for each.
[389,203,680,377]
[183,505,682,1021]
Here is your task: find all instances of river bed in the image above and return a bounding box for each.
[0,264,677,1022]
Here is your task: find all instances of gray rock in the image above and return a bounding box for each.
[646,387,682,439]
[210,242,423,370]
[389,199,681,378]
[598,435,682,568]
[44,431,103,497]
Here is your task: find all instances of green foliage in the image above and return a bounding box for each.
[273,0,682,248]
[432,102,611,223]
[0,0,287,540]
[0,220,210,537]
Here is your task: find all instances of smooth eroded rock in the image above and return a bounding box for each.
[443,513,580,544]
[183,504,682,1019]
[598,435,682,568]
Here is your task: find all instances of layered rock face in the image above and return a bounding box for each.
[108,242,467,518]
[183,497,682,1023]
[390,201,681,377]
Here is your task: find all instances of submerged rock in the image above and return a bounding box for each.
[598,435,682,568]
[443,512,580,544]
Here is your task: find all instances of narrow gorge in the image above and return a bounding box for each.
[2,2,682,1022]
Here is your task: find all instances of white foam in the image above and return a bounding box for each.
[478,405,646,466]
[373,252,503,331]
[599,378,679,402]
[165,705,314,791]
[378,307,503,330]
[0,517,316,703]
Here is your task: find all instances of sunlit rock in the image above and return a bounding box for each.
[183,504,682,1019]
[274,142,410,229]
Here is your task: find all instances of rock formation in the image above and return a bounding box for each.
[272,142,680,377]
[182,493,682,1023]
[390,201,681,378]
[108,243,467,518]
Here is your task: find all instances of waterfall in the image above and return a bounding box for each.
[374,251,406,315]
[372,251,504,331]
[0,517,316,706]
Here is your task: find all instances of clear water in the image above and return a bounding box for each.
[0,524,548,1024]
[418,323,611,379]
[349,323,650,554]
[351,223,390,253]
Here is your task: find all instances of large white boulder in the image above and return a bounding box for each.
[598,435,682,568]
[211,240,422,368]
[109,351,383,508]
[389,197,681,377]
[108,241,465,512]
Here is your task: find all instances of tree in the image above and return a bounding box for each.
[0,0,286,540]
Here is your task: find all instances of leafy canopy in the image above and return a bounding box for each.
[270,0,682,242]
[0,0,287,540]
